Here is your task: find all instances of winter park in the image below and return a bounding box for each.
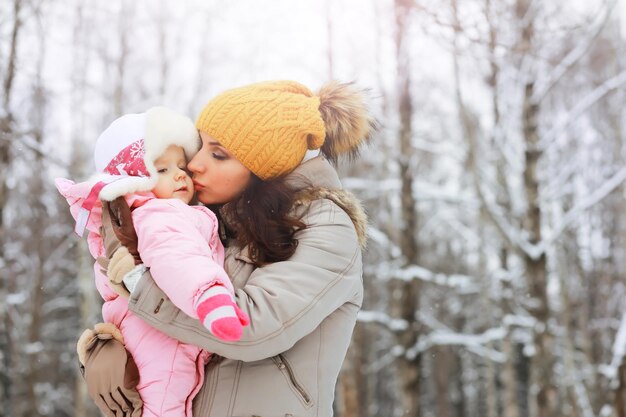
[2,0,626,416]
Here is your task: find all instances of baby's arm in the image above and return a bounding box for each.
[131,199,248,340]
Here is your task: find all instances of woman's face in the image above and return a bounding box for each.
[187,131,252,205]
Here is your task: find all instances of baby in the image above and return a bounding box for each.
[56,107,249,417]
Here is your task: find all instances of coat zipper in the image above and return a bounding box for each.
[275,354,312,405]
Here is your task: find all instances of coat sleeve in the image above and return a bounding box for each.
[128,199,364,362]
[132,199,232,319]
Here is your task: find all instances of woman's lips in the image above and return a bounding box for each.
[192,181,204,189]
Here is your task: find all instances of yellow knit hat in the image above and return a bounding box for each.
[196,80,326,180]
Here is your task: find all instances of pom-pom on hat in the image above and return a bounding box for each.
[73,106,199,236]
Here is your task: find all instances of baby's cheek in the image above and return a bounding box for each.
[189,190,201,205]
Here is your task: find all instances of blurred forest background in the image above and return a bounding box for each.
[3,0,626,416]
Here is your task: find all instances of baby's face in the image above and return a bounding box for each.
[152,145,194,204]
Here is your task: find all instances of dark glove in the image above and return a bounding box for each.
[77,323,143,416]
[105,197,142,264]
[97,197,142,297]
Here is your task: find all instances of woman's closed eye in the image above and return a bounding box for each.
[212,152,227,161]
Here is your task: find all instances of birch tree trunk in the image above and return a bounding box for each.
[616,362,626,417]
[522,83,558,417]
[22,20,50,414]
[483,2,521,415]
[0,0,22,414]
[337,326,363,417]
[450,1,499,413]
[393,1,421,416]
[433,346,450,417]
[512,1,559,415]
[522,66,558,417]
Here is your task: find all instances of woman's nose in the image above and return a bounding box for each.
[187,154,203,174]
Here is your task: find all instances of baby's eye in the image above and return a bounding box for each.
[157,168,167,173]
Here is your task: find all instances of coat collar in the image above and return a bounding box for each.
[289,157,369,249]
[285,156,342,190]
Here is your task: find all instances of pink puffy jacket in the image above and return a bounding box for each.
[56,178,233,417]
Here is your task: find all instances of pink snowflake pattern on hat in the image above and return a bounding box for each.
[105,139,150,177]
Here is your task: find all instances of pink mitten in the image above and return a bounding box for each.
[195,285,250,341]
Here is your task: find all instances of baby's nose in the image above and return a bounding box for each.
[175,168,188,179]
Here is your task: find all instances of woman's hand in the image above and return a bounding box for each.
[77,323,143,416]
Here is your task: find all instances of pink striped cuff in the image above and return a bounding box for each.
[196,294,234,322]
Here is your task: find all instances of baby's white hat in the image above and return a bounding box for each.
[93,106,199,201]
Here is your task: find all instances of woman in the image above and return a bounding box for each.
[80,80,374,417]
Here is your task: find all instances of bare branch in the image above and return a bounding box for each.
[407,326,508,363]
[473,168,540,259]
[357,310,409,332]
[540,166,626,250]
[540,69,626,151]
[0,131,66,168]
[473,161,626,260]
[368,262,481,293]
[531,0,618,104]
[2,0,22,109]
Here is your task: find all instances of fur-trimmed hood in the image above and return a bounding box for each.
[295,187,368,249]
[289,155,368,249]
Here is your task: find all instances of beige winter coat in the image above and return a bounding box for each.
[127,156,366,417]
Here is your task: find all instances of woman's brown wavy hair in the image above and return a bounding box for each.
[210,175,307,267]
